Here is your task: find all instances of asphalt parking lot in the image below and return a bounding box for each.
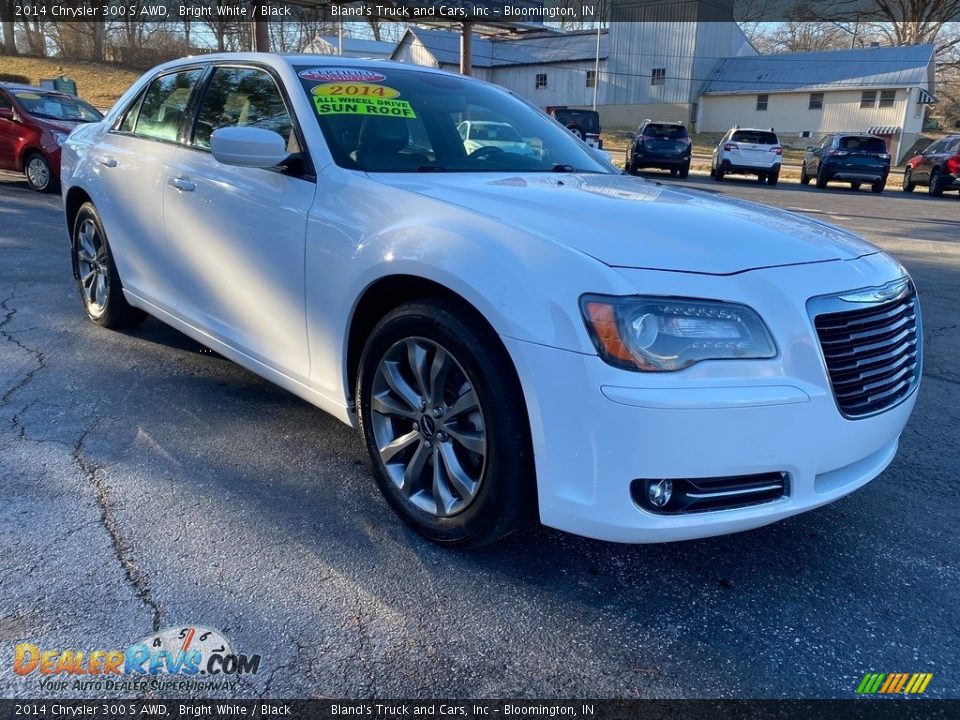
[1,169,958,699]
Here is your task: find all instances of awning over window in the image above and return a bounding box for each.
[868,126,901,136]
[917,88,938,104]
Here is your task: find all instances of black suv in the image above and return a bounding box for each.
[546,107,602,149]
[903,135,960,197]
[801,133,890,193]
[626,120,691,178]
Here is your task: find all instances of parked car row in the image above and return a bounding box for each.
[626,119,960,199]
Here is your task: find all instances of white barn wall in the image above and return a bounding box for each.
[700,90,908,136]
[488,62,606,108]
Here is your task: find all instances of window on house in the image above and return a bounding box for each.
[586,70,596,88]
[535,73,547,89]
[879,90,896,107]
[860,90,877,108]
[651,68,666,86]
[809,92,824,110]
[756,94,768,111]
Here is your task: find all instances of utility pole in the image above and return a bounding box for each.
[460,22,472,76]
[253,20,269,52]
[592,22,601,109]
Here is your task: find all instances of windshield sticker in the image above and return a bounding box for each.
[14,92,41,100]
[299,68,386,83]
[313,95,416,119]
[312,83,400,100]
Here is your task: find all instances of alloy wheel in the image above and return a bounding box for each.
[370,337,486,518]
[75,218,110,317]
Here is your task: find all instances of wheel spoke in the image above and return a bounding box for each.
[95,273,107,307]
[432,447,457,515]
[401,440,430,496]
[371,390,418,420]
[447,388,479,418]
[81,270,96,286]
[443,425,485,456]
[405,339,430,400]
[428,346,454,406]
[79,225,97,258]
[438,442,478,502]
[379,429,419,465]
[381,360,421,411]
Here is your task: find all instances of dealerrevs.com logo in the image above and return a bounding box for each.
[13,626,261,693]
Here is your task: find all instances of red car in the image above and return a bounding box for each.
[0,83,102,193]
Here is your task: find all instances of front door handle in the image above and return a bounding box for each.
[167,177,195,192]
[96,155,117,168]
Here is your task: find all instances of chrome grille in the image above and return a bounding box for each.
[811,280,921,419]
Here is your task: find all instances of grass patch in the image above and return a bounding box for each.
[0,55,142,109]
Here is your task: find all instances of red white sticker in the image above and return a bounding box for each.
[298,68,386,83]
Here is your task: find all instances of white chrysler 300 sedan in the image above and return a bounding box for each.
[61,54,922,546]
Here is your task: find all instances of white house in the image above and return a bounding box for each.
[697,44,937,163]
[391,27,610,110]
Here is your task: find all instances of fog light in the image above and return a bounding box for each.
[647,479,673,508]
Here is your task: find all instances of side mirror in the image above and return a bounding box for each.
[805,146,814,152]
[210,126,288,169]
[0,108,16,122]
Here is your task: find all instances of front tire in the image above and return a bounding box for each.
[71,202,146,328]
[800,165,810,185]
[902,168,915,192]
[356,299,534,547]
[24,152,58,193]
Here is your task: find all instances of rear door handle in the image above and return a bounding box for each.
[96,155,117,168]
[167,177,195,192]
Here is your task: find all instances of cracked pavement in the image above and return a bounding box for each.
[0,172,958,699]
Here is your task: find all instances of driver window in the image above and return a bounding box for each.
[193,66,296,152]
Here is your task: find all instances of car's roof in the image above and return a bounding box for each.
[833,132,883,138]
[643,120,685,125]
[729,127,778,133]
[0,82,66,95]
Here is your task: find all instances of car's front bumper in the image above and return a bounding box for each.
[502,254,919,543]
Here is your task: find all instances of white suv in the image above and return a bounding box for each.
[712,127,783,185]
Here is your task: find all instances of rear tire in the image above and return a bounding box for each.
[851,183,862,190]
[815,166,829,189]
[714,165,724,181]
[71,202,147,329]
[871,179,885,194]
[356,299,534,547]
[902,168,915,192]
[767,172,779,186]
[928,168,944,197]
[800,165,810,185]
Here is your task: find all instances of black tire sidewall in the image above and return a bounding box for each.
[24,152,57,193]
[72,203,144,328]
[356,301,533,546]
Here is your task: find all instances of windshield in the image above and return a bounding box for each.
[297,66,610,174]
[13,90,102,122]
[731,130,778,145]
[839,136,886,153]
[552,109,600,134]
[643,124,687,140]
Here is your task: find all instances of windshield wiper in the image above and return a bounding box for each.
[416,166,448,172]
[551,164,579,173]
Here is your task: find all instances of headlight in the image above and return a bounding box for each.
[52,131,68,146]
[580,295,777,372]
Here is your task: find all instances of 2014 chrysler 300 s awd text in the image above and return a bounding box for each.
[61,55,922,546]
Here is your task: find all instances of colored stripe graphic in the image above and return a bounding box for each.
[857,672,932,694]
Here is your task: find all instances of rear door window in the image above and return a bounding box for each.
[134,68,204,143]
[839,136,886,153]
[731,130,778,145]
[643,124,687,139]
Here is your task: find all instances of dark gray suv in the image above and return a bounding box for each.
[801,133,890,193]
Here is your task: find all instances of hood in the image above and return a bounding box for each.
[370,172,879,275]
[30,116,81,134]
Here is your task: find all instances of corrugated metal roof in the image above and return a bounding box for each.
[702,44,935,95]
[404,27,607,68]
[305,36,396,59]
